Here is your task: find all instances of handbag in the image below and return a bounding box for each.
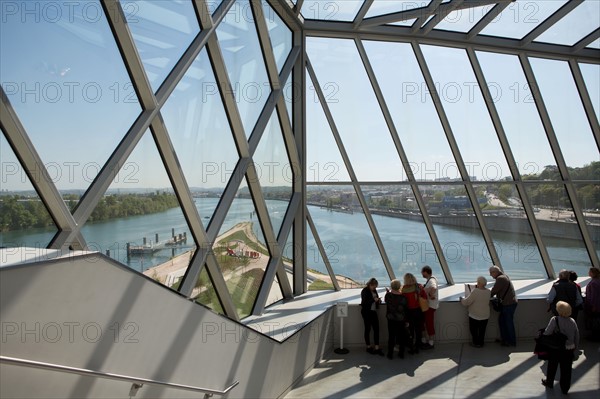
[534,317,567,359]
[490,297,502,312]
[417,287,429,312]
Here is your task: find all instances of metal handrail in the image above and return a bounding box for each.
[0,355,239,397]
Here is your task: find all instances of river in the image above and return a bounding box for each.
[1,198,594,283]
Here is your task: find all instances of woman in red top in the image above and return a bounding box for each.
[401,273,427,354]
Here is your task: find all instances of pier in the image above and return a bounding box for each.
[126,229,188,256]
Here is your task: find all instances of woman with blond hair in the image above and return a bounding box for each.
[541,301,579,394]
[385,279,408,359]
[460,276,491,348]
[401,273,427,354]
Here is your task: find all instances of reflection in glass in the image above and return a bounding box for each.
[362,184,445,283]
[217,0,271,136]
[125,0,200,92]
[193,265,225,315]
[535,1,600,46]
[363,40,457,181]
[524,183,591,276]
[80,130,195,291]
[207,0,224,15]
[474,184,545,278]
[301,0,363,21]
[479,1,567,40]
[307,185,387,285]
[252,112,293,235]
[579,63,600,123]
[214,180,270,318]
[305,68,351,183]
[476,51,556,176]
[421,45,511,181]
[161,48,239,224]
[417,184,492,283]
[529,58,599,170]
[283,73,294,124]
[306,37,406,181]
[262,0,292,73]
[0,1,141,191]
[0,132,57,248]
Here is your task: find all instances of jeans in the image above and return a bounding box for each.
[499,303,517,345]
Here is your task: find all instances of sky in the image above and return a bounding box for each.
[1,0,599,193]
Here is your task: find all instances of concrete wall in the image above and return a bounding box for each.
[333,300,576,348]
[0,253,333,399]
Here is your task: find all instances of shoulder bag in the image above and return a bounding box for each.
[534,317,567,360]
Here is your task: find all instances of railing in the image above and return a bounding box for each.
[1,355,239,398]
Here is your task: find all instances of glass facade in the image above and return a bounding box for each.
[1,0,598,320]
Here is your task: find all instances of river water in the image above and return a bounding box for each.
[1,198,593,283]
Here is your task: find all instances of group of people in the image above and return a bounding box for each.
[360,266,438,359]
[359,265,600,395]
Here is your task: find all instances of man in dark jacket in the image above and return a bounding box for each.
[547,269,583,316]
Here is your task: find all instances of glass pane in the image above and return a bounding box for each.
[524,183,591,276]
[217,0,271,136]
[192,265,225,315]
[363,40,458,181]
[253,112,293,235]
[0,0,141,192]
[306,37,407,181]
[301,0,363,21]
[306,67,351,183]
[580,63,600,123]
[79,130,194,289]
[476,51,557,176]
[535,1,600,46]
[365,0,431,19]
[587,37,600,49]
[475,183,545,278]
[362,184,446,284]
[421,45,512,181]
[479,1,568,40]
[0,132,57,248]
[389,18,418,27]
[434,5,493,33]
[262,0,292,73]
[214,179,270,319]
[125,0,200,92]
[575,183,600,261]
[161,48,239,224]
[307,185,387,285]
[530,58,600,170]
[306,221,335,290]
[417,184,493,283]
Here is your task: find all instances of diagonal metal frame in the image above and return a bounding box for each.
[466,47,555,278]
[419,0,465,35]
[466,1,511,40]
[305,57,396,281]
[0,88,84,250]
[519,54,600,270]
[354,37,454,284]
[412,41,502,269]
[410,0,443,34]
[520,0,583,47]
[573,28,600,54]
[306,209,340,291]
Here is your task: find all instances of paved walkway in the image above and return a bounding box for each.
[286,339,599,399]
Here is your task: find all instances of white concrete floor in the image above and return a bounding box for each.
[285,339,600,399]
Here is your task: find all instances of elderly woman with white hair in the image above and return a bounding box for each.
[460,276,491,348]
[541,301,579,394]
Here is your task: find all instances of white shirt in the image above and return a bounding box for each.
[424,276,439,310]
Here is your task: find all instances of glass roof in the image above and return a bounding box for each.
[297,0,600,51]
